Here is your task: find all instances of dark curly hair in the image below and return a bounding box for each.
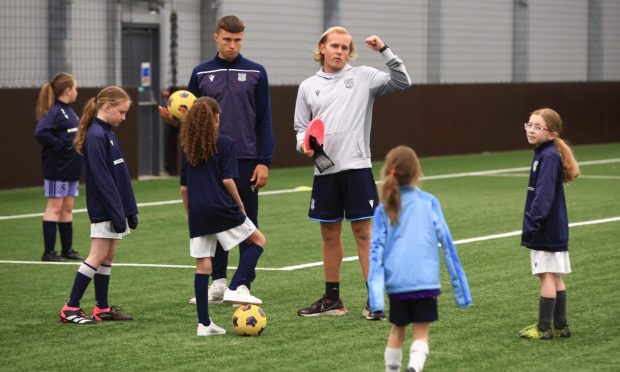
[181,96,221,166]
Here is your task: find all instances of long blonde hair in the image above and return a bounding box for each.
[74,86,131,154]
[380,146,424,225]
[181,97,221,167]
[314,26,357,66]
[532,108,580,183]
[35,72,75,120]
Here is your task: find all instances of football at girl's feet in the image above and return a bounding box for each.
[167,90,196,121]
[232,304,267,336]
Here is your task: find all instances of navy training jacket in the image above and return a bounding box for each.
[187,53,274,166]
[34,100,83,181]
[521,140,569,252]
[83,118,138,228]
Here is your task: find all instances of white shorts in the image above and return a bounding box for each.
[90,220,131,240]
[530,249,571,275]
[189,217,256,258]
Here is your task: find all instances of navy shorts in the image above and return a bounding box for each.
[389,297,438,327]
[44,179,79,198]
[308,168,378,222]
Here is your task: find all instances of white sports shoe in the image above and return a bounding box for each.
[189,281,227,305]
[196,319,226,336]
[223,285,262,305]
[208,282,227,303]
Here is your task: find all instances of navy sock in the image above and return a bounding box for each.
[195,273,210,326]
[42,221,57,254]
[94,265,112,309]
[240,242,257,289]
[538,296,556,331]
[229,245,263,290]
[554,291,568,328]
[67,262,97,308]
[58,221,73,253]
[325,282,340,302]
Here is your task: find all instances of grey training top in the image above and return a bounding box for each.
[294,48,411,175]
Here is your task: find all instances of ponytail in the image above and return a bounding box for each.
[35,83,55,120]
[554,138,580,183]
[35,72,76,120]
[74,86,131,155]
[381,171,402,225]
[531,107,580,184]
[74,98,97,154]
[380,146,423,225]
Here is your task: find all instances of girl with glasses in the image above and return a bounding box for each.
[519,107,580,339]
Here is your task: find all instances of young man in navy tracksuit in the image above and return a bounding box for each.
[160,15,273,304]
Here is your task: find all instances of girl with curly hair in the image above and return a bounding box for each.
[180,96,266,336]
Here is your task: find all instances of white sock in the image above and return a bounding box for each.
[212,278,227,287]
[408,340,429,372]
[384,347,402,372]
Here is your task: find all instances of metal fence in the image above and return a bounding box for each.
[1,0,619,88]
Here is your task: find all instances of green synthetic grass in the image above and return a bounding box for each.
[1,143,619,371]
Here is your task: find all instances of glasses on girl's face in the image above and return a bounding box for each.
[524,122,552,132]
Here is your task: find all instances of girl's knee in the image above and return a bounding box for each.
[196,257,212,274]
[247,230,266,248]
[255,232,267,248]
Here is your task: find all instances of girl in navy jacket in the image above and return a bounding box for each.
[518,108,580,340]
[58,86,137,325]
[34,72,84,262]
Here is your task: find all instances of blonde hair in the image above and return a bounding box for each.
[74,86,131,154]
[181,97,221,167]
[314,26,357,66]
[380,146,424,225]
[35,72,75,120]
[531,107,580,183]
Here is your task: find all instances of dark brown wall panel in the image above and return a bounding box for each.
[271,82,620,167]
[1,83,618,189]
[0,88,139,189]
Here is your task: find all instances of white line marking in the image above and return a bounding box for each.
[569,175,620,180]
[421,158,620,180]
[478,173,620,180]
[2,216,618,271]
[2,158,619,221]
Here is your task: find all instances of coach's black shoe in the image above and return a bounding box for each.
[60,249,84,261]
[42,251,68,262]
[298,295,348,317]
[61,249,84,260]
[362,305,387,321]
